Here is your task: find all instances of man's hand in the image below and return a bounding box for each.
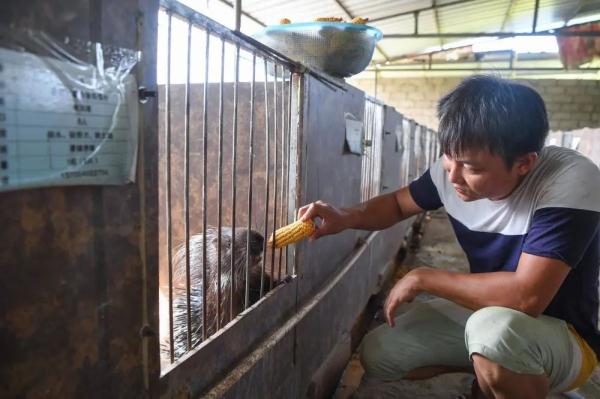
[297,200,350,240]
[383,269,425,327]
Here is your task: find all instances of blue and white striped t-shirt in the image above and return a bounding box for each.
[409,145,600,355]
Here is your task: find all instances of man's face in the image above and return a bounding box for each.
[442,149,536,202]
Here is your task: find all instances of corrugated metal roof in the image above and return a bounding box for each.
[238,0,600,63]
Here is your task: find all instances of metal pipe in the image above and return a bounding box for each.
[284,71,292,276]
[365,67,600,72]
[532,0,540,33]
[368,104,375,198]
[432,0,444,50]
[165,11,175,363]
[234,0,242,31]
[216,38,225,331]
[277,67,285,281]
[270,65,278,289]
[201,29,210,341]
[413,11,419,35]
[382,47,549,64]
[366,102,375,200]
[292,74,303,277]
[184,20,193,351]
[384,31,600,38]
[260,58,270,298]
[159,0,293,69]
[245,52,256,310]
[230,43,240,320]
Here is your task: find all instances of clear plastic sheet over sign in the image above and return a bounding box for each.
[0,26,140,192]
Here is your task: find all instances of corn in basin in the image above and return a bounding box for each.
[268,220,316,248]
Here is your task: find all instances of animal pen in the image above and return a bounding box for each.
[1,0,438,397]
[159,2,439,395]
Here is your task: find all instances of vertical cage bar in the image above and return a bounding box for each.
[164,12,175,363]
[284,71,292,276]
[260,58,270,298]
[361,107,366,202]
[270,64,278,288]
[201,29,210,341]
[216,38,225,331]
[245,52,256,310]
[367,113,371,200]
[230,43,240,320]
[370,107,375,199]
[184,20,193,350]
[277,66,285,281]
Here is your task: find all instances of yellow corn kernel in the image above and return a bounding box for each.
[314,17,344,22]
[350,17,369,24]
[268,220,316,248]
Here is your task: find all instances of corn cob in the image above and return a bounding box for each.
[268,220,316,248]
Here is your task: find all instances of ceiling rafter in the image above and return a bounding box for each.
[331,0,391,62]
[369,0,479,23]
[215,0,267,27]
[500,0,515,31]
[432,0,444,50]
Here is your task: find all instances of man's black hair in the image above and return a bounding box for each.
[437,75,549,167]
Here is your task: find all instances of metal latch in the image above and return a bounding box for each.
[138,86,156,103]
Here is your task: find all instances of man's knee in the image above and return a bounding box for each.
[465,306,544,375]
[465,306,523,353]
[359,328,412,380]
[359,330,385,375]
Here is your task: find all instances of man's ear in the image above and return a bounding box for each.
[514,152,538,176]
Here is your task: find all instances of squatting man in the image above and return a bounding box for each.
[298,75,600,399]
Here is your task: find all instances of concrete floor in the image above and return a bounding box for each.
[333,210,600,399]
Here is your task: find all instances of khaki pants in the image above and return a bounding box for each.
[359,298,597,393]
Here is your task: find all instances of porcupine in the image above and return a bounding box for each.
[160,227,267,362]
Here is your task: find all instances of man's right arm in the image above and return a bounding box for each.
[298,187,425,240]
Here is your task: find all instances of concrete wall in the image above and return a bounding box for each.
[547,127,600,165]
[349,77,600,132]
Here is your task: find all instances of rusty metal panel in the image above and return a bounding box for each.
[203,235,373,399]
[159,279,298,397]
[212,327,299,399]
[380,105,402,195]
[1,0,92,41]
[0,0,161,398]
[138,0,162,394]
[295,76,365,303]
[294,237,373,398]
